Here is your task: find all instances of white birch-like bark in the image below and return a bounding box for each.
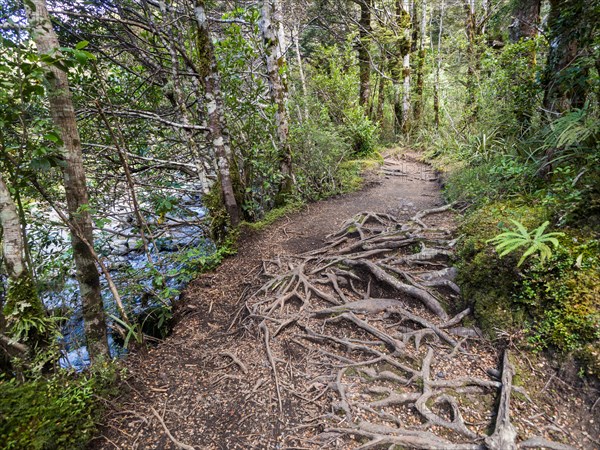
[193,0,240,226]
[260,0,293,197]
[0,175,24,280]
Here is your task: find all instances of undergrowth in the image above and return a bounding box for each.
[0,363,120,450]
[420,102,599,377]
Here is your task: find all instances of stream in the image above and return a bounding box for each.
[32,192,211,371]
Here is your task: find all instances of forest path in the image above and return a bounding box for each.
[94,150,594,450]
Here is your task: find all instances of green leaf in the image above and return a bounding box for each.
[532,221,550,240]
[75,40,89,50]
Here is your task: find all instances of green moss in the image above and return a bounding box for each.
[456,199,600,374]
[242,200,305,231]
[456,200,549,336]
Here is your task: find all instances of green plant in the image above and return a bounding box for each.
[487,219,564,267]
[0,364,119,450]
[109,314,143,349]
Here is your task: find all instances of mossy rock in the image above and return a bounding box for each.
[455,200,548,335]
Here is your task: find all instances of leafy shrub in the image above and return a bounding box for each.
[290,120,353,200]
[342,106,380,156]
[0,366,118,450]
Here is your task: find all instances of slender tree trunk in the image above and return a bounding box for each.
[158,4,211,194]
[260,0,293,201]
[376,72,386,123]
[413,0,427,124]
[193,0,240,227]
[509,0,541,43]
[433,0,445,128]
[393,0,411,134]
[464,0,478,118]
[25,0,109,362]
[402,0,412,131]
[358,0,372,108]
[293,24,309,120]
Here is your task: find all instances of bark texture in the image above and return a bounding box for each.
[413,0,427,123]
[0,175,25,280]
[26,0,109,361]
[260,0,293,200]
[543,0,591,113]
[357,0,372,108]
[402,0,412,132]
[509,0,541,43]
[193,0,241,227]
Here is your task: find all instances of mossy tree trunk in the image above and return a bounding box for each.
[193,0,241,227]
[509,0,541,43]
[412,0,427,124]
[401,0,412,133]
[543,0,591,114]
[357,0,372,108]
[25,0,110,362]
[260,0,293,203]
[392,0,412,134]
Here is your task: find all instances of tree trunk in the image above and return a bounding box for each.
[413,0,427,124]
[0,176,25,282]
[543,0,589,114]
[25,0,110,362]
[293,24,309,120]
[376,72,386,123]
[193,0,241,227]
[358,0,372,108]
[401,0,412,132]
[260,0,293,201]
[393,0,411,134]
[509,0,541,43]
[464,0,478,118]
[433,0,445,128]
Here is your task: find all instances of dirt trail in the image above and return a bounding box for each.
[94,151,598,450]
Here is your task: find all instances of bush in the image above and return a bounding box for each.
[290,120,353,200]
[0,366,118,450]
[342,106,379,156]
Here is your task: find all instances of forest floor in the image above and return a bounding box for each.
[92,149,599,450]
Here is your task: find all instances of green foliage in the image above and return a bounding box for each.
[243,201,305,231]
[456,200,599,367]
[343,106,380,156]
[0,365,119,450]
[456,201,550,335]
[488,220,564,267]
[519,238,600,354]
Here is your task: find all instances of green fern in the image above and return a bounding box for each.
[487,220,564,267]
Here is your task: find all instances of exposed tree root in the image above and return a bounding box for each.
[244,209,575,449]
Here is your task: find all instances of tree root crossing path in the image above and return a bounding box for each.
[96,152,596,450]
